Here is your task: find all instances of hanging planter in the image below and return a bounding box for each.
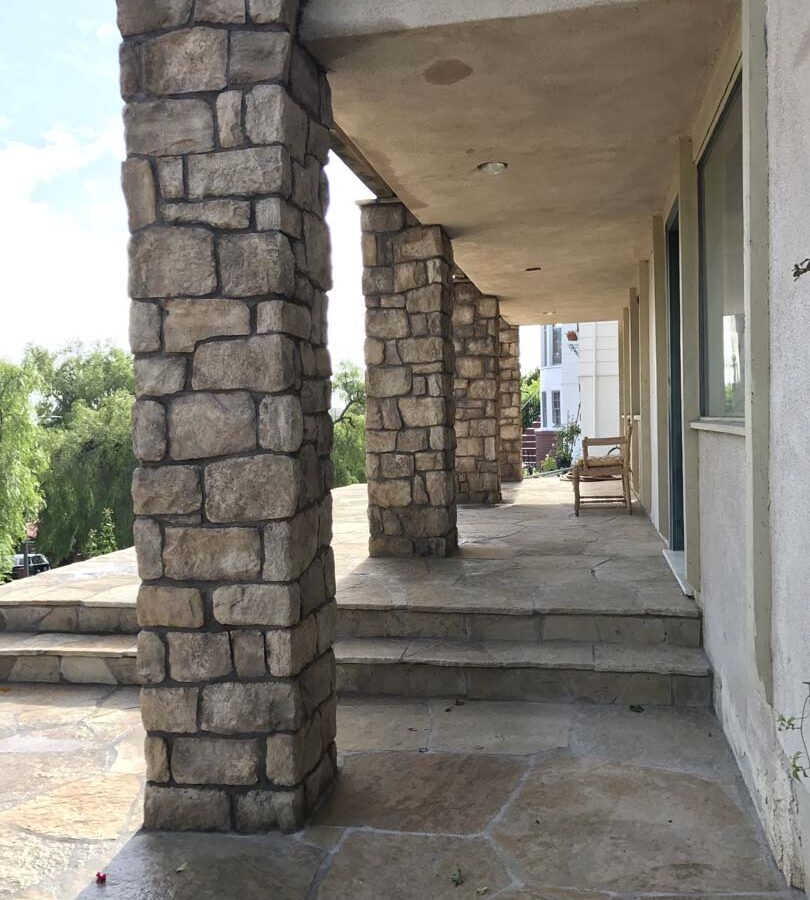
[566,330,578,341]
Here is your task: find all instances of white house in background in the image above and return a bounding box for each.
[539,322,620,445]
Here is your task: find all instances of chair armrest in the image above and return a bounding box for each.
[583,435,624,447]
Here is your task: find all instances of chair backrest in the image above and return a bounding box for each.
[581,415,633,473]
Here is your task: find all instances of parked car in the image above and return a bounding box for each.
[9,553,50,579]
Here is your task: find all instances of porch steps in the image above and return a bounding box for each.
[0,594,138,635]
[0,549,139,635]
[335,637,712,707]
[337,604,701,647]
[0,632,138,685]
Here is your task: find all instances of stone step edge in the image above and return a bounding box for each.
[0,599,137,609]
[336,602,700,619]
[334,639,711,677]
[0,634,136,659]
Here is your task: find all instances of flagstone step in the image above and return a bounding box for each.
[0,550,139,635]
[0,632,138,685]
[337,605,701,646]
[0,594,138,635]
[335,637,712,707]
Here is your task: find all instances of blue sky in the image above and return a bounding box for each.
[0,3,539,371]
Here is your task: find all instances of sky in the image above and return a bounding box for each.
[0,2,541,374]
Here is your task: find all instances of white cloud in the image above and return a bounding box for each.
[325,153,373,370]
[95,23,118,41]
[76,18,117,41]
[0,126,374,371]
[0,121,129,363]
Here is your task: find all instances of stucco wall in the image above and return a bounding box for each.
[766,0,810,884]
[697,432,803,879]
[701,430,806,883]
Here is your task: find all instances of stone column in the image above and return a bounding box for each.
[453,280,501,504]
[361,200,457,557]
[120,0,336,833]
[498,319,523,482]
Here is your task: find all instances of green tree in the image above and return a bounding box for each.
[0,361,44,577]
[331,361,366,488]
[24,343,134,426]
[521,368,541,429]
[37,389,135,565]
[26,344,137,566]
[84,508,119,558]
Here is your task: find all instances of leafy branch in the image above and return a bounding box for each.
[793,259,810,281]
[777,683,810,780]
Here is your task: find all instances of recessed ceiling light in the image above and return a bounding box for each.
[525,266,543,272]
[544,311,557,316]
[477,161,508,175]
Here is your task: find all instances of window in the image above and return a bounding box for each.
[551,326,562,366]
[699,81,744,418]
[541,392,548,427]
[551,390,561,427]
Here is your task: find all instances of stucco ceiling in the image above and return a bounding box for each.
[303,0,739,324]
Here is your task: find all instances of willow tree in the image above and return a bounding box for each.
[25,344,136,566]
[0,361,43,576]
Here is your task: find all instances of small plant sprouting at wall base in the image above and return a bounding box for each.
[777,682,810,780]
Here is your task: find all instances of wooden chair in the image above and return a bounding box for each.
[572,416,633,516]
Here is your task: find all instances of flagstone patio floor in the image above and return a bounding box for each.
[0,683,801,900]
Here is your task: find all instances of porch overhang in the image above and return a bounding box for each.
[302,0,739,324]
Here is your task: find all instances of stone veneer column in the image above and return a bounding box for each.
[361,200,458,557]
[453,280,502,504]
[498,319,523,482]
[119,0,336,832]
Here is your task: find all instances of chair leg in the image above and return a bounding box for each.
[624,475,632,514]
[573,471,580,516]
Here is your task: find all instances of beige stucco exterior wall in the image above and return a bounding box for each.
[764,0,810,883]
[627,3,807,883]
[693,0,808,885]
[696,431,800,877]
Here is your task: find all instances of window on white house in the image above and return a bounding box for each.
[551,326,562,366]
[541,326,548,368]
[699,80,744,418]
[551,390,561,427]
[541,392,548,427]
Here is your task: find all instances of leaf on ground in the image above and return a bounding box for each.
[450,868,464,886]
[629,704,645,713]
[477,888,489,895]
[176,862,188,873]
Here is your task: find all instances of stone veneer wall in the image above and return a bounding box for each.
[498,319,523,482]
[119,0,336,833]
[453,281,502,504]
[361,200,458,557]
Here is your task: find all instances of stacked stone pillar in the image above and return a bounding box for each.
[453,281,502,504]
[361,200,457,557]
[498,319,523,482]
[119,0,336,832]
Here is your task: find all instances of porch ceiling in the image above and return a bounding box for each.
[302,0,739,324]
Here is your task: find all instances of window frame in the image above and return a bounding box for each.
[551,390,562,427]
[698,75,745,420]
[541,391,548,427]
[551,326,562,366]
